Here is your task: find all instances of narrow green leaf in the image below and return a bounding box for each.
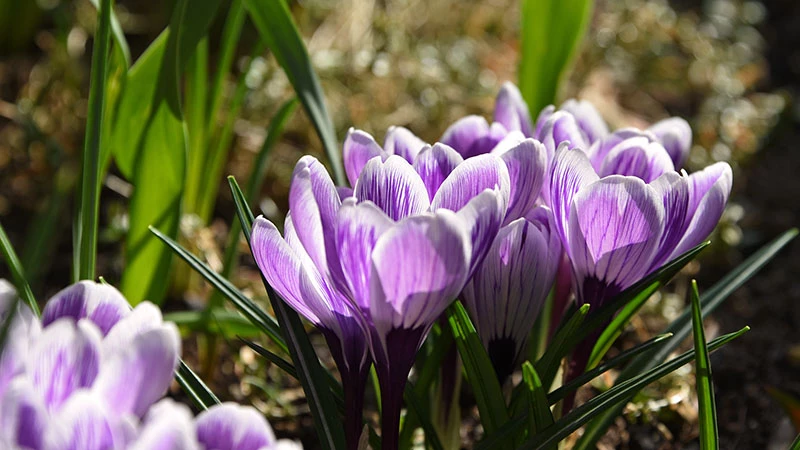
[522,362,555,436]
[519,0,592,115]
[791,433,800,450]
[404,382,445,450]
[207,0,246,131]
[522,327,749,450]
[75,0,112,281]
[691,280,719,449]
[88,0,131,66]
[548,333,673,404]
[164,309,262,337]
[0,221,38,316]
[534,303,590,388]
[446,300,509,437]
[229,177,346,450]
[175,359,221,410]
[149,227,286,353]
[574,228,796,450]
[244,0,344,185]
[183,36,209,216]
[242,338,299,379]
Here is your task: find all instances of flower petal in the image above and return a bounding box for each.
[533,105,555,140]
[537,111,589,162]
[41,281,130,335]
[569,176,664,305]
[129,399,199,450]
[586,128,652,171]
[548,145,600,248]
[649,171,690,269]
[44,391,124,450]
[454,189,507,278]
[0,378,48,450]
[27,318,102,411]
[672,162,732,258]
[384,126,427,163]
[495,138,548,222]
[440,115,491,158]
[344,128,387,186]
[430,153,510,213]
[354,155,431,221]
[412,143,464,200]
[493,82,534,137]
[599,137,675,182]
[196,403,276,450]
[560,99,609,144]
[648,117,692,168]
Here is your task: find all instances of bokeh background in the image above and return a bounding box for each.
[0,0,798,448]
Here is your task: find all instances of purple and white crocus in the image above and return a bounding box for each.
[0,280,295,450]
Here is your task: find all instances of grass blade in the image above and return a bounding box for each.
[519,0,592,115]
[522,361,555,437]
[0,221,38,316]
[176,359,221,410]
[534,303,590,388]
[164,309,261,337]
[446,300,510,437]
[207,0,246,131]
[574,229,797,449]
[244,0,345,185]
[229,176,346,450]
[404,382,446,450]
[691,280,719,449]
[791,433,800,450]
[88,0,130,66]
[242,338,299,379]
[75,0,112,281]
[522,327,749,450]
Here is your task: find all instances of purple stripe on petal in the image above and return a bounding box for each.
[537,111,589,162]
[0,379,48,450]
[599,137,675,182]
[42,281,130,335]
[533,105,555,140]
[344,128,387,186]
[548,145,600,249]
[196,403,276,450]
[44,392,122,450]
[569,176,664,304]
[586,128,651,172]
[355,155,431,221]
[28,319,102,412]
[129,399,199,450]
[495,138,548,222]
[649,171,690,269]
[412,143,464,200]
[494,81,534,137]
[384,126,427,163]
[648,117,692,168]
[560,99,609,144]
[440,115,491,159]
[454,189,506,278]
[430,153,510,213]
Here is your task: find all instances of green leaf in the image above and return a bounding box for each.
[534,303,590,388]
[522,361,555,437]
[0,295,21,361]
[404,382,445,450]
[241,338,299,379]
[691,280,719,449]
[88,0,131,67]
[519,0,592,115]
[574,229,797,450]
[791,433,800,450]
[149,226,287,353]
[164,309,262,337]
[0,221,38,316]
[207,0,246,131]
[446,300,509,437]
[229,176,346,450]
[175,359,221,410]
[244,0,345,185]
[521,327,749,450]
[75,0,112,281]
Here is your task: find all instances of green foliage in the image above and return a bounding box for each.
[519,0,593,114]
[176,359,221,410]
[0,221,38,316]
[691,280,719,449]
[522,362,555,438]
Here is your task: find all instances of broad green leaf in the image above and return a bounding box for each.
[522,362,555,438]
[164,309,261,337]
[574,229,797,450]
[183,37,209,216]
[446,300,509,437]
[691,280,719,449]
[175,359,221,410]
[229,176,346,450]
[534,303,589,388]
[244,0,345,185]
[519,0,593,115]
[521,327,749,450]
[0,221,38,315]
[75,0,112,281]
[150,226,287,353]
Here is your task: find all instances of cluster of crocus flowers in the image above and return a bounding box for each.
[251,81,732,448]
[0,280,298,450]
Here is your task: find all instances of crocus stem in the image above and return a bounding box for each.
[343,366,369,450]
[378,369,407,450]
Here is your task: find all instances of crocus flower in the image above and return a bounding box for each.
[462,207,561,383]
[252,154,507,450]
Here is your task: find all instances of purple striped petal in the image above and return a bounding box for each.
[355,155,431,221]
[560,99,609,144]
[493,82,534,137]
[537,111,590,163]
[412,143,464,200]
[344,128,387,186]
[649,171,690,269]
[430,153,510,213]
[129,400,199,450]
[599,137,675,182]
[533,105,555,140]
[440,115,491,158]
[44,392,123,450]
[586,128,652,172]
[495,138,548,222]
[671,162,732,258]
[648,117,692,168]
[27,319,101,412]
[0,379,48,450]
[0,283,40,400]
[454,189,507,278]
[196,403,276,450]
[384,126,427,163]
[569,176,664,305]
[548,145,600,248]
[94,304,180,417]
[41,281,129,336]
